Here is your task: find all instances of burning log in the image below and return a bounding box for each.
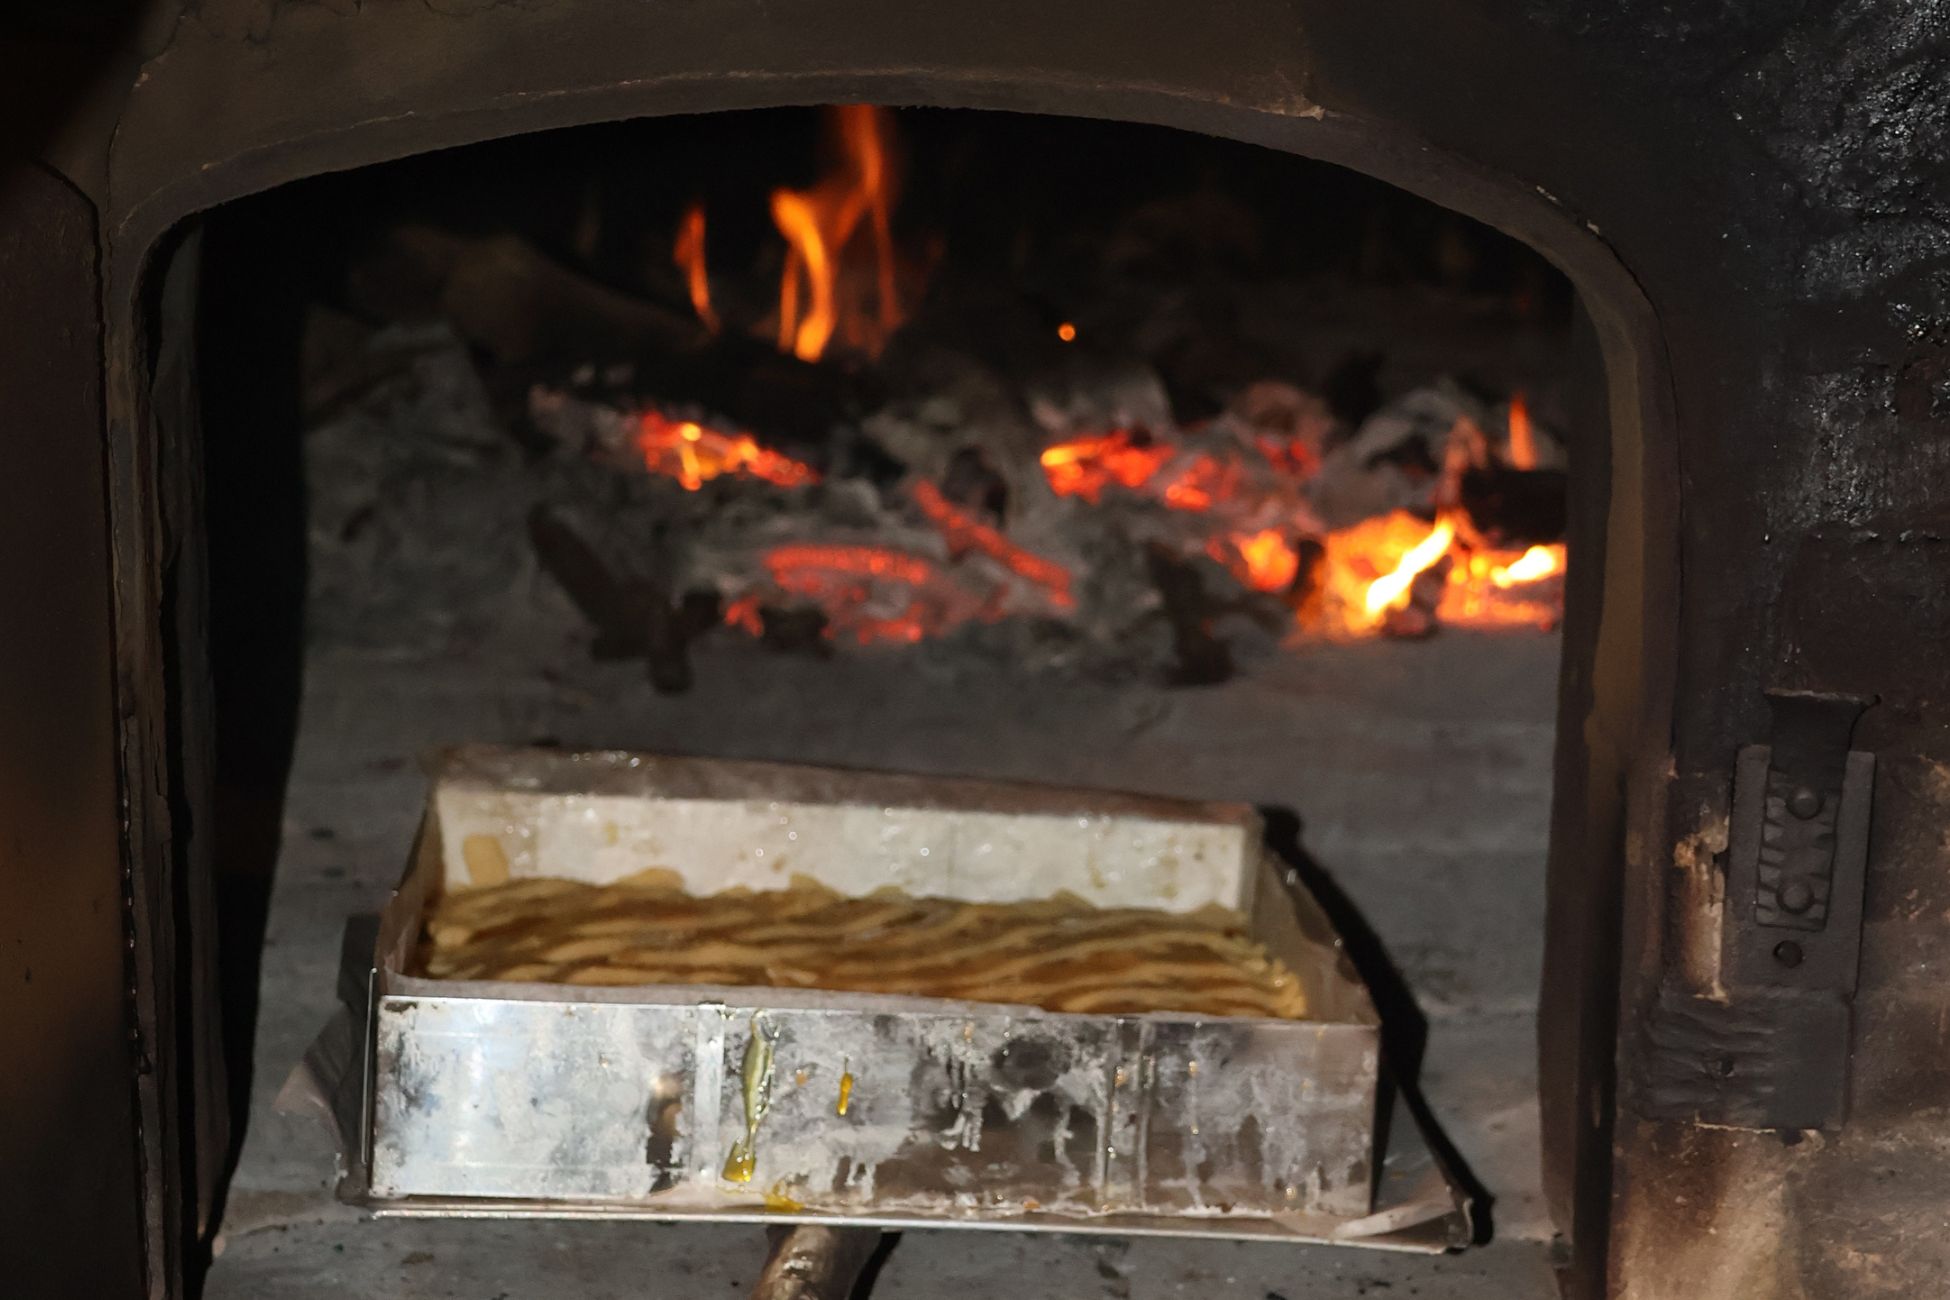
[1145,544,1236,687]
[634,331,876,452]
[358,227,868,451]
[1458,465,1568,547]
[381,227,705,365]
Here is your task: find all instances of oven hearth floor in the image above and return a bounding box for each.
[205,632,1561,1298]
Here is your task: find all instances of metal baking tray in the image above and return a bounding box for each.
[328,745,1471,1250]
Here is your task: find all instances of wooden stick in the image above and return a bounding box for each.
[748,1225,883,1300]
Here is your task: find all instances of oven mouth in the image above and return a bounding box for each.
[137,85,1665,1300]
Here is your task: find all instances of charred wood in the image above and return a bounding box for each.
[526,504,694,693]
[1145,543,1234,687]
[1458,466,1568,547]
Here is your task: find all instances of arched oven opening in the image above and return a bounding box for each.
[184,103,1606,1296]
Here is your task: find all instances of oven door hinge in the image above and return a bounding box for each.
[1711,690,1875,1129]
[1637,690,1876,1131]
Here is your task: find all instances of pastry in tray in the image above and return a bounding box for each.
[418,871,1310,1019]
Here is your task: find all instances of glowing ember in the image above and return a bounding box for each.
[722,592,765,636]
[1506,391,1537,470]
[772,105,902,362]
[1157,452,1244,512]
[684,368,1563,653]
[635,411,818,490]
[909,480,1075,610]
[1057,322,1078,342]
[1034,407,1567,639]
[771,190,836,361]
[729,542,991,646]
[1253,432,1321,481]
[1211,528,1301,594]
[672,202,719,334]
[1039,430,1176,503]
[1038,427,1311,521]
[766,541,935,586]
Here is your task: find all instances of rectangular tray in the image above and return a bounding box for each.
[342,746,1465,1248]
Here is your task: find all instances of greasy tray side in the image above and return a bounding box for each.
[348,1077,1470,1256]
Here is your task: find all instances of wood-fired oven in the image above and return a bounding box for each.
[3,2,1946,1298]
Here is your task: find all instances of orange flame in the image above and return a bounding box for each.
[1493,544,1559,586]
[1304,512,1449,636]
[1040,414,1566,640]
[1436,540,1565,629]
[673,202,719,334]
[1506,391,1537,470]
[635,411,818,490]
[1364,517,1456,618]
[1306,511,1570,637]
[772,105,902,362]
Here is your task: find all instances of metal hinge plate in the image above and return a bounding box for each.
[1722,693,1874,996]
[1707,690,1875,1129]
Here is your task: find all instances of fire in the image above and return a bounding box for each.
[772,105,902,362]
[1306,511,1566,636]
[1038,427,1316,520]
[635,411,818,490]
[909,480,1075,610]
[1494,544,1559,586]
[1363,517,1456,618]
[1212,528,1300,594]
[1158,453,1245,513]
[1301,512,1449,636]
[766,541,935,587]
[722,593,765,637]
[1039,430,1176,503]
[1437,540,1565,629]
[765,543,940,645]
[728,542,987,646]
[698,370,1564,649]
[672,202,719,333]
[1506,391,1537,470]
